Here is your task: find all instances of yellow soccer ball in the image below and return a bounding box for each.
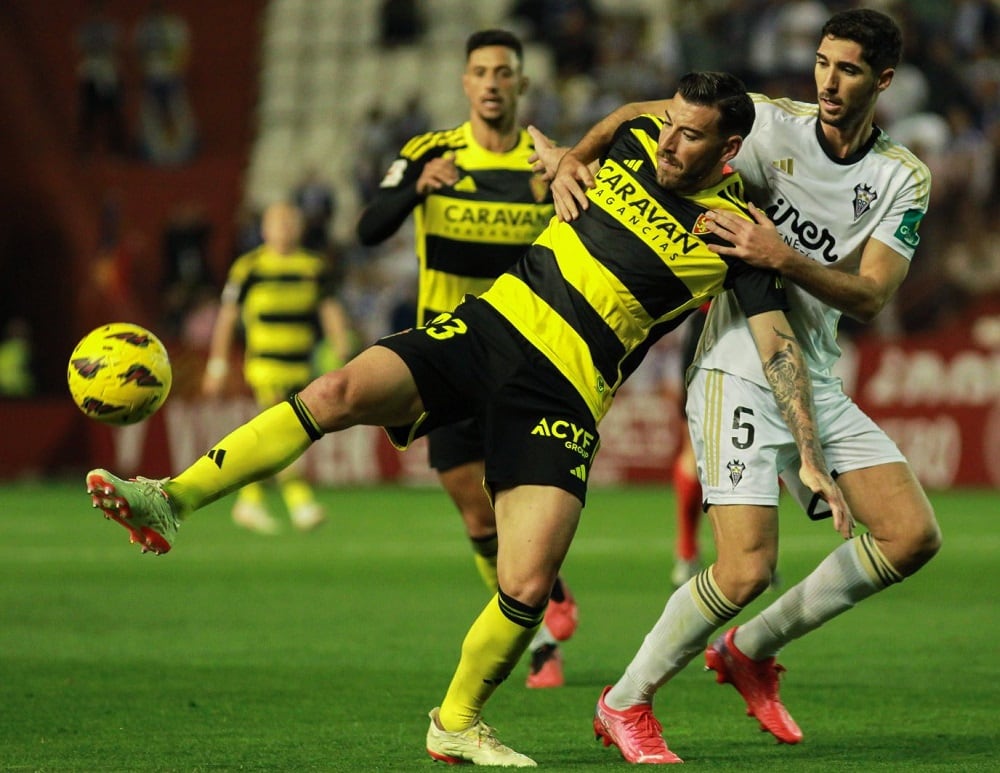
[67,322,172,425]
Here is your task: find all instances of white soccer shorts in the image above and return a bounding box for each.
[686,367,906,515]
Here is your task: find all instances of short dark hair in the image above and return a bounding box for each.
[676,71,755,138]
[821,8,902,74]
[466,29,523,64]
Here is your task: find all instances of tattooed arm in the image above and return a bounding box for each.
[746,310,855,538]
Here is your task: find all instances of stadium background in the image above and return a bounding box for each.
[0,0,997,488]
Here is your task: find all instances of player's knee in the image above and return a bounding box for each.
[460,503,497,538]
[496,571,557,609]
[712,559,773,606]
[902,516,942,575]
[301,369,358,428]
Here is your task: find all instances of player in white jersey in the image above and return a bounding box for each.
[529,7,941,763]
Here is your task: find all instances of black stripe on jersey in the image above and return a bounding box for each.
[251,351,312,364]
[451,168,544,204]
[617,313,693,387]
[508,244,625,390]
[239,272,327,303]
[424,238,525,279]
[571,204,697,320]
[256,311,320,325]
[243,271,323,286]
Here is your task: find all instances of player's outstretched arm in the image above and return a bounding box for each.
[707,203,911,323]
[530,100,666,222]
[202,300,239,397]
[746,309,855,539]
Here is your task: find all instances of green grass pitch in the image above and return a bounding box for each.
[0,481,997,771]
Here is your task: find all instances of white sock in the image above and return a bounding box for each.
[735,533,903,660]
[607,568,740,709]
[530,623,556,651]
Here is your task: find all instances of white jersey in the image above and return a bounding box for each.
[694,94,932,388]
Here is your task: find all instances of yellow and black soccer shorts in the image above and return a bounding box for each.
[377,297,599,504]
[427,418,485,473]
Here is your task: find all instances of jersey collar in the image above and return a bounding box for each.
[814,119,881,165]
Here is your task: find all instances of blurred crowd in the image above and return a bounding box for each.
[75,0,197,164]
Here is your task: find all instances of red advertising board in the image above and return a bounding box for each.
[4,302,998,489]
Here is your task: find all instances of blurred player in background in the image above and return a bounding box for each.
[203,200,352,534]
[535,8,941,762]
[356,28,577,689]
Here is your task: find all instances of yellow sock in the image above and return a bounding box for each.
[470,534,499,593]
[438,590,543,731]
[279,476,314,511]
[236,481,267,505]
[167,396,322,513]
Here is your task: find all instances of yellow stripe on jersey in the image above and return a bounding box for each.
[421,196,552,246]
[484,271,605,418]
[751,93,817,118]
[400,126,464,160]
[540,224,651,354]
[587,154,734,301]
[419,270,496,322]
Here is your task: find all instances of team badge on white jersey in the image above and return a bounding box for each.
[853,183,878,219]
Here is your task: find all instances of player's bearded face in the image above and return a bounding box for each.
[655,98,726,194]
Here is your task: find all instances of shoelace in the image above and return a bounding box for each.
[746,657,786,701]
[470,720,507,750]
[133,476,168,494]
[628,709,664,744]
[130,476,176,526]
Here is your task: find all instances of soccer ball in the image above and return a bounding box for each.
[67,322,173,426]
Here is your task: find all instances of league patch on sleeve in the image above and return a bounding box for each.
[379,158,408,188]
[894,208,924,248]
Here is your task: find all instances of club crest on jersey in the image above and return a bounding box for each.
[727,459,746,488]
[853,183,878,219]
[692,213,711,235]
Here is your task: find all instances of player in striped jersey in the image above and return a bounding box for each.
[85,72,850,766]
[202,201,352,533]
[357,29,575,689]
[538,8,942,762]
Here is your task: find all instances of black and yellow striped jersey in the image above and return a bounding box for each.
[357,121,553,325]
[481,114,788,422]
[221,246,338,386]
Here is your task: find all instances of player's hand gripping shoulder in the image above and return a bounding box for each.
[706,203,911,323]
[416,151,459,195]
[746,310,855,540]
[704,202,797,272]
